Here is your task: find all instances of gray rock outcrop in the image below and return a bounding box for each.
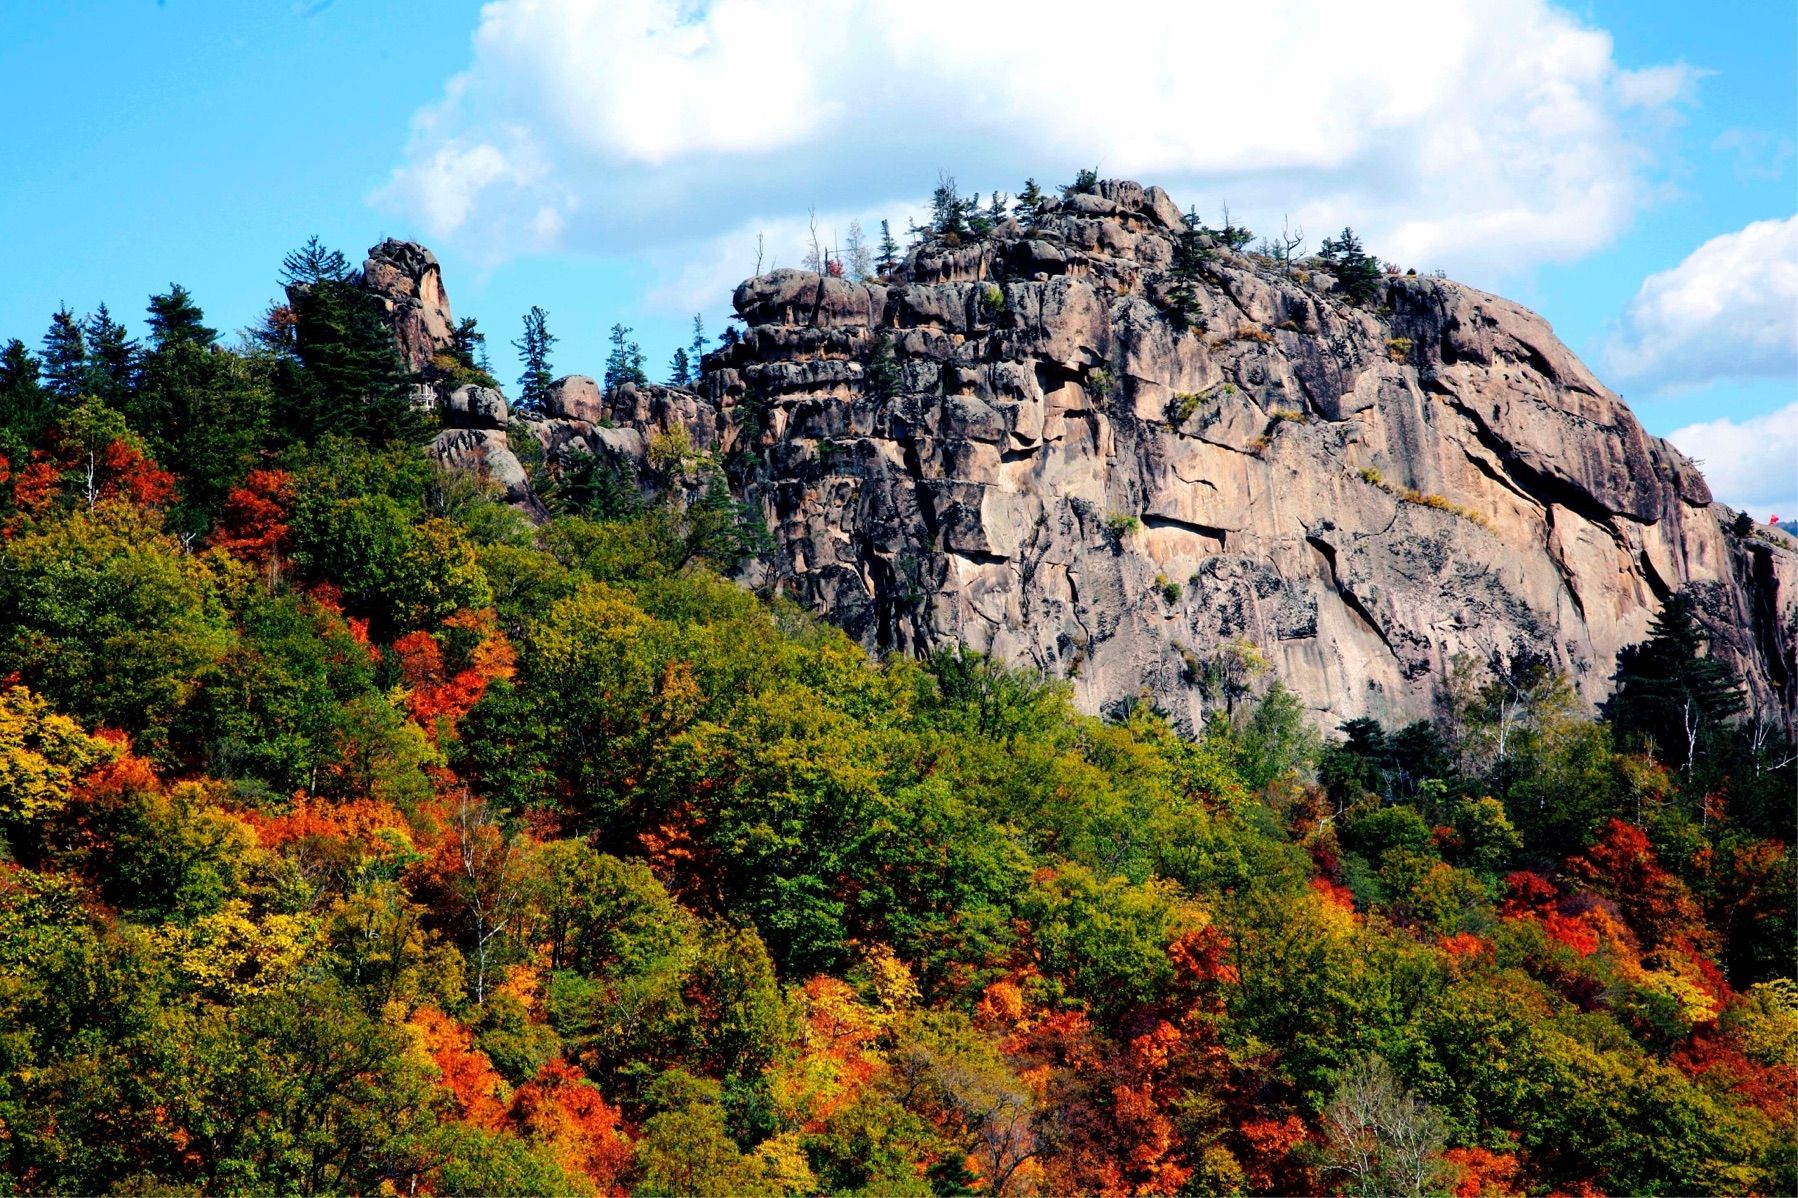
[359,187,1798,729]
[683,183,1795,728]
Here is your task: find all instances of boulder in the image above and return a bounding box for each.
[544,375,604,424]
[443,384,508,429]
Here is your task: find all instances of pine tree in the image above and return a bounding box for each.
[512,307,555,413]
[1163,208,1212,327]
[604,324,647,393]
[689,314,708,367]
[1060,167,1100,197]
[876,221,900,277]
[668,347,692,388]
[1013,179,1045,230]
[82,304,138,405]
[41,307,88,402]
[280,236,352,287]
[0,339,52,450]
[1320,227,1384,306]
[1604,592,1746,772]
[450,318,488,374]
[145,284,217,349]
[928,173,978,240]
[278,239,425,446]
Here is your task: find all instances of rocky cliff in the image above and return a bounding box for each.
[359,182,1798,729]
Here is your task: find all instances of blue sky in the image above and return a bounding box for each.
[2,0,1793,514]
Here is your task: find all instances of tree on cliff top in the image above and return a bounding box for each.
[513,306,555,413]
[279,236,426,446]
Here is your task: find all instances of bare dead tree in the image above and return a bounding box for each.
[1324,1056,1447,1198]
[754,231,765,276]
[1278,216,1305,276]
[803,207,826,274]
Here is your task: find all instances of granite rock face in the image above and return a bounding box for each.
[685,183,1795,727]
[361,239,455,374]
[360,188,1797,727]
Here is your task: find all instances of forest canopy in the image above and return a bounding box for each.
[0,246,1791,1197]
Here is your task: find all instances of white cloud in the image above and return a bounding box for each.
[1606,215,1798,388]
[374,0,1696,285]
[1667,402,1798,521]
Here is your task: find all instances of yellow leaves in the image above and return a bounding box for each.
[1725,979,1798,1067]
[744,1131,818,1196]
[863,941,921,1013]
[0,685,118,823]
[156,899,315,1003]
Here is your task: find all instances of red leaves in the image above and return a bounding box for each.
[213,469,294,563]
[100,440,176,507]
[1567,819,1707,951]
[8,438,176,517]
[393,612,517,738]
[1237,1115,1313,1195]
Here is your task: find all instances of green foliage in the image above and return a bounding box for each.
[1060,167,1100,196]
[279,238,430,447]
[0,504,231,758]
[604,322,648,393]
[1321,226,1385,305]
[513,305,556,412]
[0,255,1789,1194]
[1605,592,1746,774]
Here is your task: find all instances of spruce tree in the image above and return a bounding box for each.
[450,318,488,374]
[928,173,978,239]
[82,304,138,405]
[1163,208,1212,327]
[604,323,647,393]
[1013,179,1045,230]
[1320,227,1384,306]
[1060,167,1100,197]
[0,339,52,451]
[278,239,425,446]
[689,314,708,367]
[512,307,555,412]
[145,284,217,349]
[1604,592,1746,772]
[668,347,692,388]
[876,221,900,277]
[41,306,88,402]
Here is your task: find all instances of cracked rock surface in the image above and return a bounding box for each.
[359,181,1797,729]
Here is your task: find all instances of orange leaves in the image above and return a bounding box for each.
[8,438,176,518]
[1439,932,1492,961]
[412,1005,511,1131]
[510,1058,633,1195]
[1168,925,1238,1004]
[1542,911,1600,958]
[772,977,884,1130]
[1237,1115,1311,1194]
[1310,876,1357,915]
[238,795,412,855]
[213,469,294,564]
[1444,1145,1523,1197]
[11,453,62,515]
[393,611,516,738]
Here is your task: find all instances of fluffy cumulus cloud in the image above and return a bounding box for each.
[1667,402,1798,522]
[375,0,1694,295]
[1605,215,1798,389]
